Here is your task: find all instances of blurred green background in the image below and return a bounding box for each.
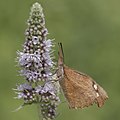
[0,0,119,120]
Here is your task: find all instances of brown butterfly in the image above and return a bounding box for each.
[57,43,108,109]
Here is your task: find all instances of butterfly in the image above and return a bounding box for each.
[57,43,108,109]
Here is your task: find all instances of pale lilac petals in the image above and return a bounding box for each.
[20,69,41,82]
[45,59,53,67]
[43,39,52,48]
[41,82,56,95]
[16,83,32,91]
[43,39,53,52]
[18,52,41,69]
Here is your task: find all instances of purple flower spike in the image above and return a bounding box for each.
[14,2,60,120]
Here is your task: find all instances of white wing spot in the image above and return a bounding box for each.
[96,92,99,97]
[93,83,100,97]
[93,84,98,90]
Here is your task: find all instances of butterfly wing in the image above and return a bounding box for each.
[59,65,108,109]
[57,43,108,108]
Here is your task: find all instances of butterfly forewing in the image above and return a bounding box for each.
[60,65,108,108]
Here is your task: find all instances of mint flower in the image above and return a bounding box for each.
[17,3,54,83]
[14,2,60,120]
[15,83,37,103]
